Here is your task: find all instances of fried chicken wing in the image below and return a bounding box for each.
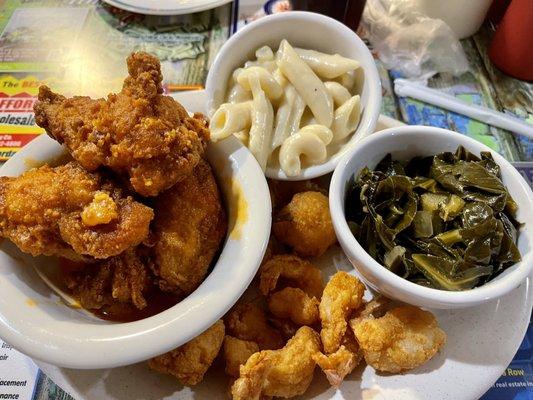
[0,162,153,260]
[351,306,446,373]
[151,159,227,295]
[149,320,225,386]
[268,287,319,326]
[226,303,284,350]
[65,247,151,311]
[224,336,260,377]
[273,191,337,257]
[34,52,210,197]
[312,345,360,388]
[259,254,324,299]
[231,326,321,400]
[320,271,365,353]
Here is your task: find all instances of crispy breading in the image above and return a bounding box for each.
[65,247,151,311]
[231,326,321,400]
[34,52,210,197]
[273,191,337,257]
[268,179,326,211]
[226,303,284,350]
[312,345,359,388]
[0,162,153,260]
[268,287,319,326]
[149,320,225,385]
[151,159,227,295]
[319,271,365,353]
[351,306,446,373]
[224,336,260,377]
[259,254,323,299]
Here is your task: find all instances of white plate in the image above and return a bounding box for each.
[101,0,233,15]
[36,244,533,400]
[33,94,532,399]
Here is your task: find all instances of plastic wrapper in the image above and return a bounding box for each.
[362,0,469,78]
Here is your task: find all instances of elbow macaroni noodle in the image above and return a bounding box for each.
[211,40,364,176]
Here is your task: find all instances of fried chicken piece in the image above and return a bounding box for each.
[313,345,359,388]
[151,159,227,295]
[273,191,337,257]
[226,303,284,350]
[149,320,225,385]
[268,287,319,326]
[0,162,153,261]
[224,336,260,377]
[259,254,323,299]
[320,271,365,353]
[231,326,321,400]
[65,247,151,311]
[351,306,446,373]
[34,52,210,197]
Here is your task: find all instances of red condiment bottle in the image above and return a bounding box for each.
[489,0,533,81]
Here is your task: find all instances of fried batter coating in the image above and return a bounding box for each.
[313,345,359,388]
[273,191,337,257]
[224,336,260,377]
[65,247,151,310]
[268,287,319,326]
[149,320,225,385]
[259,254,323,299]
[320,271,365,353]
[226,303,284,350]
[34,52,210,196]
[151,159,227,295]
[231,326,321,400]
[0,162,153,260]
[268,317,300,341]
[351,306,446,373]
[268,179,326,211]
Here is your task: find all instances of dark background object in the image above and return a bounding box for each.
[291,0,366,31]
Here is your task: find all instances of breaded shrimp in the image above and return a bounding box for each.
[320,271,365,353]
[224,336,260,377]
[231,326,321,400]
[351,305,446,373]
[268,287,319,326]
[260,254,323,299]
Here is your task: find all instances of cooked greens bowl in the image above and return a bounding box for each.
[330,126,533,309]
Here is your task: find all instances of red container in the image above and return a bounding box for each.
[489,0,533,81]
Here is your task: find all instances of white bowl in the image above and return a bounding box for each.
[205,11,382,181]
[0,134,271,368]
[330,126,533,309]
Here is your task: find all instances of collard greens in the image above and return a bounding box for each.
[346,146,521,291]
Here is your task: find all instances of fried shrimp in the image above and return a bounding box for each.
[320,271,365,353]
[268,287,319,326]
[259,254,323,299]
[148,320,225,385]
[313,345,359,387]
[226,303,284,350]
[351,305,446,373]
[231,326,321,400]
[273,191,336,257]
[224,336,260,377]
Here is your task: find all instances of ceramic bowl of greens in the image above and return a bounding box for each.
[330,126,533,309]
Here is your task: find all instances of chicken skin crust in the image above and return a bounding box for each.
[34,52,210,197]
[151,159,227,295]
[0,162,153,261]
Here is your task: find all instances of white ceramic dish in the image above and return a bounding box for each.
[34,246,533,400]
[0,132,271,369]
[205,11,382,181]
[100,0,232,15]
[330,125,533,309]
